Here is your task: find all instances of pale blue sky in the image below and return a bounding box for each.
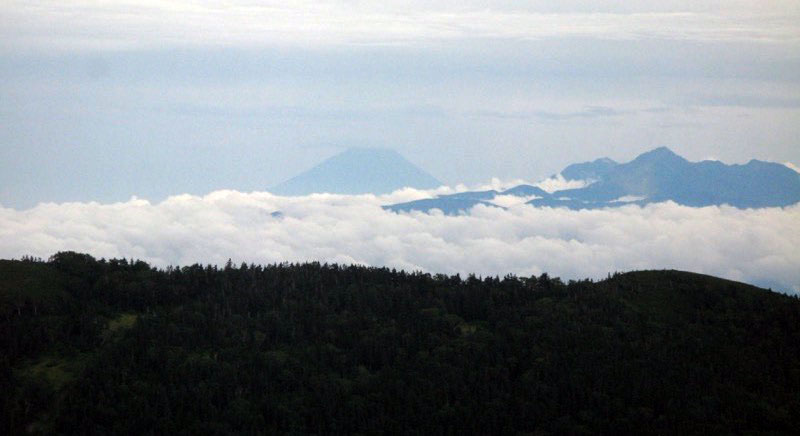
[2,1,799,208]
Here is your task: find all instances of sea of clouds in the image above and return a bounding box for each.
[1,185,798,294]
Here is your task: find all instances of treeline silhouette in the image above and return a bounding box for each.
[2,252,800,434]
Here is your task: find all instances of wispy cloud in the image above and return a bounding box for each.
[1,190,797,293]
[532,106,627,120]
[2,1,798,51]
[471,105,669,121]
[689,95,800,109]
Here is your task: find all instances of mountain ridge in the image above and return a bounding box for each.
[538,146,800,208]
[385,146,800,214]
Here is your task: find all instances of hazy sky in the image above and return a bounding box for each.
[2,1,800,207]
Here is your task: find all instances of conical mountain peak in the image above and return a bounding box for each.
[633,146,685,163]
[271,148,442,196]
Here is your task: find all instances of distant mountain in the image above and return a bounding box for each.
[384,185,548,215]
[384,147,800,213]
[531,147,800,209]
[500,185,550,197]
[561,157,618,181]
[271,148,442,195]
[384,197,503,215]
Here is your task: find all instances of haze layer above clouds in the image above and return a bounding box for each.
[2,190,797,294]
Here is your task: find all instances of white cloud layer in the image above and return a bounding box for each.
[1,190,798,294]
[2,0,798,50]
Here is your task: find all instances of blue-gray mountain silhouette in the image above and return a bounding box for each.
[383,185,547,215]
[560,157,618,181]
[531,147,800,209]
[385,198,504,215]
[384,147,800,213]
[271,148,442,195]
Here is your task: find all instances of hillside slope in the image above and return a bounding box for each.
[2,254,800,434]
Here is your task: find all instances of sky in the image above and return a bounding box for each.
[1,1,798,291]
[1,0,799,207]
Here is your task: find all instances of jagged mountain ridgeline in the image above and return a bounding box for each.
[2,253,800,434]
[385,147,800,214]
[539,147,800,209]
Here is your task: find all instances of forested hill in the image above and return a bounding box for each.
[2,253,800,434]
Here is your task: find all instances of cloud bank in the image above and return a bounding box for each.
[1,190,797,294]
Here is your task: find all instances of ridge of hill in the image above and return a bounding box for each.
[2,253,800,434]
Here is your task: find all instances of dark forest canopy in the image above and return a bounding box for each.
[2,252,800,434]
